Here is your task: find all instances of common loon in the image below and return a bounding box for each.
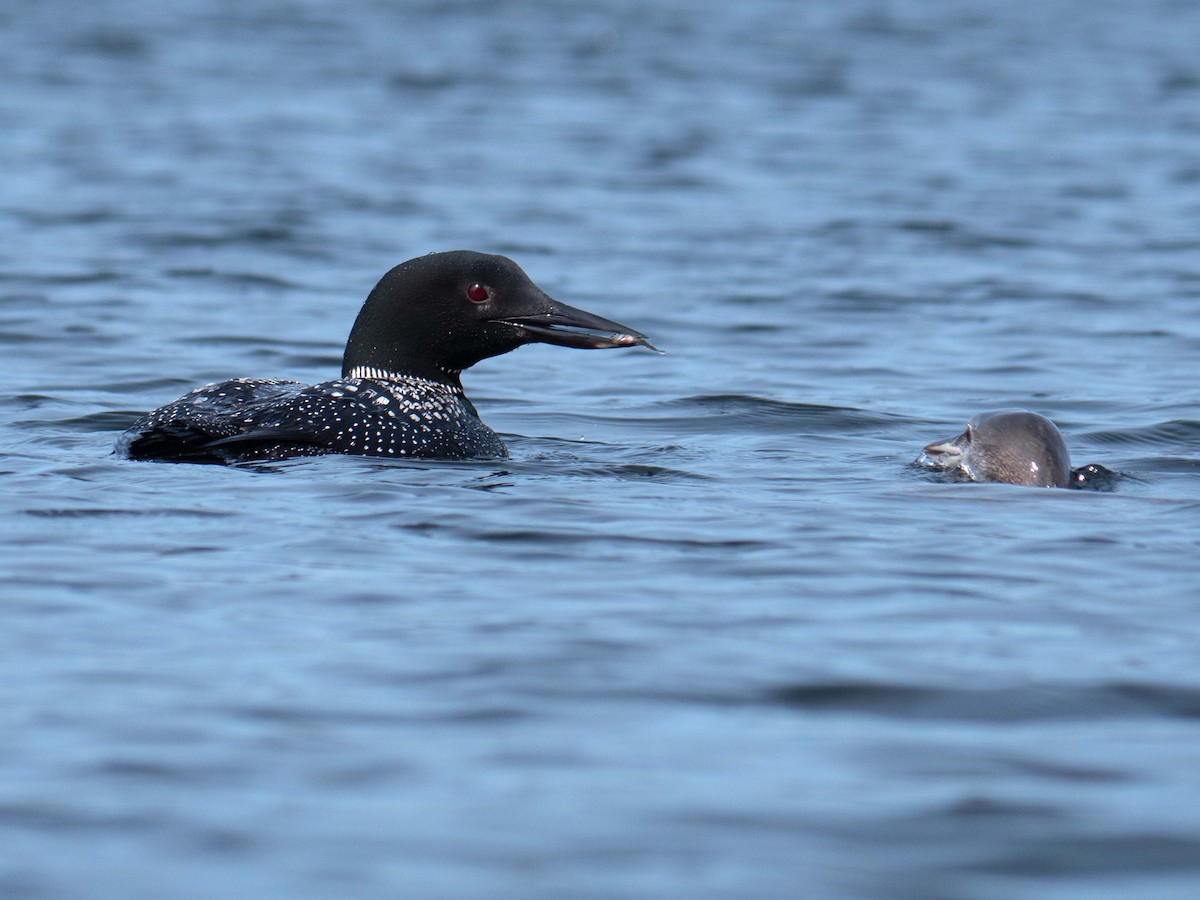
[116,251,654,463]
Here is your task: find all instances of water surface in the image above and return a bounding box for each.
[3,1,1200,898]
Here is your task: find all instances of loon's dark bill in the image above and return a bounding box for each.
[496,302,659,352]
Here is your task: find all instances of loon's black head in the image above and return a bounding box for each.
[342,251,653,383]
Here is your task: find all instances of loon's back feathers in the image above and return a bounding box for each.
[116,379,309,462]
[117,374,502,463]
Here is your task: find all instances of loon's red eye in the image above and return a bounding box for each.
[467,283,489,303]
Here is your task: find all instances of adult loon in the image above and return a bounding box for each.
[116,251,654,463]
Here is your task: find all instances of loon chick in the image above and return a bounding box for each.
[116,251,654,463]
[918,409,1071,488]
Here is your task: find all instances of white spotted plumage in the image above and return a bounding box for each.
[115,372,507,462]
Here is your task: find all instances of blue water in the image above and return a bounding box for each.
[3,1,1200,897]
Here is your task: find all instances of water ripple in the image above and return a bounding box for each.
[768,681,1200,722]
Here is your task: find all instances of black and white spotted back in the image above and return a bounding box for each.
[116,372,506,463]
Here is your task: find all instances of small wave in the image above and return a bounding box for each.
[54,410,150,432]
[161,268,300,289]
[0,801,162,833]
[549,462,708,481]
[1082,419,1200,448]
[387,69,463,92]
[95,378,198,393]
[0,330,44,345]
[767,681,1200,722]
[149,226,298,249]
[0,270,122,286]
[7,206,118,226]
[1124,456,1200,476]
[895,218,1035,249]
[503,442,709,482]
[25,507,233,519]
[655,394,909,433]
[971,834,1200,876]
[188,334,333,349]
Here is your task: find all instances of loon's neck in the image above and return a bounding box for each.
[344,365,464,393]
